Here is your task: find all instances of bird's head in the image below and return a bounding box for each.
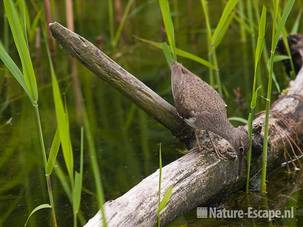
[233,127,249,154]
[276,34,303,74]
[170,62,187,78]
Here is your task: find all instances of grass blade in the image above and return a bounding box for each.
[136,37,215,68]
[29,10,42,42]
[272,0,295,48]
[108,0,114,42]
[73,128,84,217]
[246,6,267,193]
[228,117,248,124]
[44,27,74,180]
[159,0,176,59]
[50,65,74,181]
[0,42,30,98]
[73,172,82,217]
[46,129,61,176]
[254,6,267,74]
[4,0,38,103]
[291,9,302,33]
[161,43,175,65]
[44,38,74,181]
[273,54,290,62]
[157,143,162,227]
[112,0,135,47]
[211,0,239,48]
[24,204,51,227]
[175,48,216,70]
[260,0,295,193]
[158,185,173,212]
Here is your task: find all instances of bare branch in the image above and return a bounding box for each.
[49,22,192,143]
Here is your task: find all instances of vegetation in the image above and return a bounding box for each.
[0,0,300,226]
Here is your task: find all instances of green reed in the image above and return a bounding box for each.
[246,5,267,193]
[201,0,239,95]
[108,0,114,42]
[253,0,281,94]
[157,144,173,227]
[111,0,135,48]
[152,0,215,69]
[238,0,247,43]
[0,0,57,225]
[157,143,162,227]
[261,0,295,193]
[43,22,106,225]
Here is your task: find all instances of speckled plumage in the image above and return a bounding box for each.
[170,62,247,152]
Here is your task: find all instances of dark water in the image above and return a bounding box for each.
[0,0,303,226]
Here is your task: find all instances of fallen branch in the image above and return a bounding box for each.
[49,22,303,226]
[49,22,192,145]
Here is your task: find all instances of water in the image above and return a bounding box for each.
[0,0,302,226]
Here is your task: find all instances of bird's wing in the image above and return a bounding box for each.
[187,111,231,142]
[187,73,227,114]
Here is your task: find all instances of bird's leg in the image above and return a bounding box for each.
[194,129,203,151]
[207,131,227,160]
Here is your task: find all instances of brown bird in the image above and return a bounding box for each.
[170,62,247,158]
[276,34,303,75]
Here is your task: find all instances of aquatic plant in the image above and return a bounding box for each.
[0,0,57,225]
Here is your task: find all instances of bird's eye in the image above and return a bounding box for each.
[239,147,244,153]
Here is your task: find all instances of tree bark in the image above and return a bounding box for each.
[49,22,303,227]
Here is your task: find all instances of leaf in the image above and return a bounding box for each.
[228,117,248,124]
[291,9,302,34]
[160,43,174,66]
[112,0,135,47]
[251,86,262,109]
[51,66,74,180]
[175,48,216,70]
[72,172,82,214]
[159,0,176,59]
[72,128,84,214]
[24,204,51,227]
[273,54,290,62]
[46,129,61,176]
[17,0,30,41]
[43,29,74,180]
[29,10,42,42]
[254,6,267,74]
[0,42,30,98]
[54,164,72,199]
[272,0,295,48]
[44,39,74,180]
[158,185,173,212]
[211,0,239,48]
[136,37,215,68]
[4,0,38,103]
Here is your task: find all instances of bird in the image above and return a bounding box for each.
[276,34,303,75]
[170,62,248,159]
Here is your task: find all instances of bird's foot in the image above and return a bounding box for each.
[207,131,228,160]
[194,130,205,151]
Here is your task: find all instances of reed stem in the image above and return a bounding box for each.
[261,50,274,193]
[83,111,107,226]
[34,104,58,227]
[157,143,162,227]
[246,112,253,192]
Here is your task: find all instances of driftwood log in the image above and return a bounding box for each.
[49,22,303,226]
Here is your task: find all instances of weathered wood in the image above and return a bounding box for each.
[49,22,303,227]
